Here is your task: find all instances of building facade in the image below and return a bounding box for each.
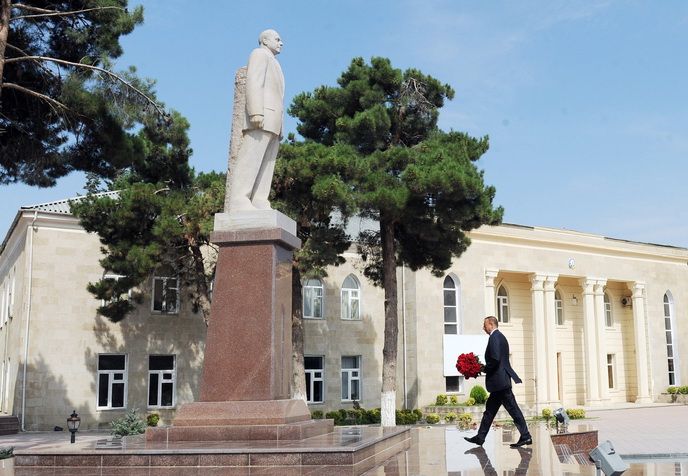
[1,198,685,429]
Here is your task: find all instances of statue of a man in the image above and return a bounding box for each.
[227,29,285,212]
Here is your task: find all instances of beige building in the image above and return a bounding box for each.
[1,197,685,429]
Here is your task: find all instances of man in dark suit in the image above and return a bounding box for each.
[465,316,532,448]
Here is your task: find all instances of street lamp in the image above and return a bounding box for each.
[67,410,81,444]
[553,407,570,433]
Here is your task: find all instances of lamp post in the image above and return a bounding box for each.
[67,410,81,444]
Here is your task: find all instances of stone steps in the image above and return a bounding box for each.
[0,415,19,435]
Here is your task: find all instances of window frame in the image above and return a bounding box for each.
[148,354,176,409]
[341,275,361,321]
[606,354,616,389]
[97,354,128,410]
[664,292,680,386]
[554,289,564,326]
[303,279,324,319]
[445,375,464,394]
[443,276,459,335]
[305,355,325,403]
[152,274,180,314]
[341,355,361,401]
[604,292,613,327]
[496,285,510,323]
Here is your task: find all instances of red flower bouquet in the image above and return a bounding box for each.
[456,352,484,379]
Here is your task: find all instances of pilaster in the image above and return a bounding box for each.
[580,278,601,405]
[630,282,652,403]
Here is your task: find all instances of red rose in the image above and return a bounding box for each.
[456,352,484,379]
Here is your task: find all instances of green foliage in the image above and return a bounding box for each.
[325,411,343,424]
[0,447,14,459]
[469,386,488,404]
[110,408,146,437]
[449,395,459,405]
[459,413,473,424]
[0,0,171,187]
[395,409,422,425]
[680,386,688,395]
[445,412,458,423]
[435,394,448,406]
[565,409,586,420]
[542,409,553,421]
[466,397,476,406]
[311,410,324,419]
[367,408,382,424]
[425,413,440,424]
[668,386,679,395]
[146,414,160,427]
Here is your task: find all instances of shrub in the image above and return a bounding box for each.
[459,413,472,424]
[338,409,348,420]
[146,414,160,427]
[541,409,552,421]
[435,394,448,406]
[110,408,146,437]
[668,386,679,395]
[466,397,476,406]
[367,408,381,424]
[0,447,14,460]
[449,395,459,405]
[680,386,688,395]
[325,411,343,424]
[445,412,458,423]
[566,408,586,420]
[311,410,324,419]
[396,409,422,425]
[425,413,440,424]
[469,385,488,404]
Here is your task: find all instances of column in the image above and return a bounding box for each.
[593,280,609,403]
[485,269,498,317]
[630,282,652,403]
[544,275,560,405]
[530,273,548,411]
[580,278,601,405]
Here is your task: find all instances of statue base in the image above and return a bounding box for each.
[214,209,296,235]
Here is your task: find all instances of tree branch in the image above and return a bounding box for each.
[10,4,127,21]
[2,81,72,113]
[3,55,166,116]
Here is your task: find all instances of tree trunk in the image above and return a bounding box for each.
[0,0,11,94]
[189,242,212,325]
[380,216,399,427]
[291,266,307,402]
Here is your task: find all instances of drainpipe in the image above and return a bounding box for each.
[21,211,37,431]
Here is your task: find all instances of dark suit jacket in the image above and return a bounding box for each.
[483,329,522,392]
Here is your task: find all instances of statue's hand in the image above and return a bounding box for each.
[249,114,264,128]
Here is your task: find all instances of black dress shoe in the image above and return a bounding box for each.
[464,435,484,446]
[509,436,532,448]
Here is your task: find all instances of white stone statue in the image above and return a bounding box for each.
[226,29,285,212]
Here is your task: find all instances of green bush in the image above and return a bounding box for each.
[367,408,381,424]
[146,414,160,427]
[425,413,440,424]
[459,413,472,424]
[541,409,552,421]
[680,386,688,395]
[435,394,448,406]
[0,447,14,460]
[566,408,586,420]
[469,385,488,404]
[110,408,146,437]
[396,408,422,425]
[311,410,324,419]
[445,412,458,423]
[325,411,343,424]
[449,395,459,405]
[668,386,679,395]
[466,397,476,406]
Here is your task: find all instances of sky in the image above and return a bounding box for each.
[3,0,688,247]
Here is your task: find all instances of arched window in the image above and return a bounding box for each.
[341,275,361,320]
[497,285,509,323]
[604,292,612,327]
[303,279,324,319]
[664,292,680,385]
[555,289,564,325]
[443,276,460,334]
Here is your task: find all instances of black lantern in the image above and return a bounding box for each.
[67,410,81,444]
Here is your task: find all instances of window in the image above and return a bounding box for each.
[444,276,459,334]
[664,293,679,386]
[152,274,179,314]
[555,289,564,325]
[341,275,361,320]
[606,354,616,388]
[305,356,324,403]
[101,273,130,307]
[604,293,612,327]
[341,356,361,401]
[445,376,464,393]
[148,355,176,408]
[303,279,324,319]
[97,355,127,409]
[497,285,509,323]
